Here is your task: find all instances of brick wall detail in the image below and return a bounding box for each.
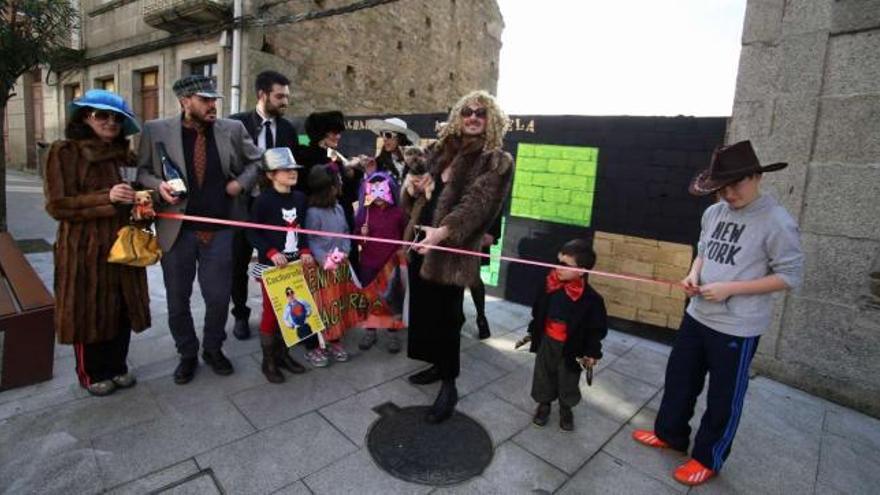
[591,231,692,329]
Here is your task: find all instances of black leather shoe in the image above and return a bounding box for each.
[476,315,491,340]
[559,405,575,431]
[426,381,458,424]
[533,402,551,427]
[173,357,198,385]
[232,318,251,340]
[408,366,441,385]
[202,349,234,376]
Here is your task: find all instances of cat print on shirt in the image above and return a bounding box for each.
[281,207,299,253]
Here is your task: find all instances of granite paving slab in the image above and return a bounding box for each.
[304,449,433,495]
[92,399,255,487]
[609,344,671,387]
[197,412,357,494]
[558,451,682,495]
[230,366,358,429]
[0,436,102,495]
[409,351,509,400]
[602,423,689,493]
[486,366,536,414]
[512,403,623,474]
[322,329,425,392]
[0,388,161,455]
[583,367,660,423]
[814,433,880,495]
[158,472,221,495]
[319,378,430,447]
[144,355,269,411]
[432,441,568,494]
[456,389,533,446]
[104,460,201,495]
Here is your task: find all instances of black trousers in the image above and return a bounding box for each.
[230,227,253,322]
[654,313,759,472]
[73,327,132,386]
[406,254,465,380]
[531,337,582,408]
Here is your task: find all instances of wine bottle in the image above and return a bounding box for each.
[157,142,187,198]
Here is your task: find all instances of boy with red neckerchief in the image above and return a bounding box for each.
[526,239,608,431]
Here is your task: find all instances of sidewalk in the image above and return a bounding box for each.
[2,170,879,494]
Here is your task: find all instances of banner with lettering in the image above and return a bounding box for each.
[301,251,408,342]
[264,252,409,346]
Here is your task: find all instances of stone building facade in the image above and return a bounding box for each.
[2,0,502,170]
[729,0,880,416]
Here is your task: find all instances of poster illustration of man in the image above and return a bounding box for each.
[262,261,325,346]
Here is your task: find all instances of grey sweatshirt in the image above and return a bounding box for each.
[304,204,351,265]
[687,194,804,337]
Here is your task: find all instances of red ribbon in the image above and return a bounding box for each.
[156,212,682,289]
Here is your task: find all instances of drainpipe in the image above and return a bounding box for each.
[230,0,242,114]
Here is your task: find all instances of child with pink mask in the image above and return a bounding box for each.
[354,172,408,353]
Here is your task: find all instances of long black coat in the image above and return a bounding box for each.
[527,281,609,372]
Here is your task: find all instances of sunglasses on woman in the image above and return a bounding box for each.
[460,107,487,119]
[91,110,125,123]
[381,131,399,140]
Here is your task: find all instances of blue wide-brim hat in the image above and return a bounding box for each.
[67,89,141,137]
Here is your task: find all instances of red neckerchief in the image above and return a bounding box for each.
[546,270,584,301]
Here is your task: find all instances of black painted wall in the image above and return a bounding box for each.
[296,113,727,316]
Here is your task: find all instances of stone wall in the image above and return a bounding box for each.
[244,0,502,115]
[3,0,501,170]
[731,0,880,416]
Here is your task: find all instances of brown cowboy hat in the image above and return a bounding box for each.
[689,140,787,196]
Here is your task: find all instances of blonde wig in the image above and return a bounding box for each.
[437,90,509,151]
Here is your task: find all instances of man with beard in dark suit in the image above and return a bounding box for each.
[227,70,305,341]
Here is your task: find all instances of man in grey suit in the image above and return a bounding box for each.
[137,75,262,384]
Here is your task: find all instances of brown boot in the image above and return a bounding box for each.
[274,333,306,374]
[260,333,284,383]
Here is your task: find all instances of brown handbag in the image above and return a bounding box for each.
[107,225,161,267]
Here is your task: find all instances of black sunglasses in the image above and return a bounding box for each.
[381,131,399,140]
[460,107,487,119]
[91,109,125,123]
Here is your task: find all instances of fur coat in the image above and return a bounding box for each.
[44,139,151,344]
[401,141,513,287]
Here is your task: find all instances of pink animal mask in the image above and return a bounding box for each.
[323,247,346,271]
[364,178,394,206]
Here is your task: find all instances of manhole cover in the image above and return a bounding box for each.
[366,403,493,486]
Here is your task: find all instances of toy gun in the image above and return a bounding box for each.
[578,358,594,386]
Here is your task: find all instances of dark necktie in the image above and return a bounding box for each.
[264,120,274,149]
[193,128,206,188]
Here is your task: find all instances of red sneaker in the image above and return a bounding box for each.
[673,459,716,486]
[632,429,671,449]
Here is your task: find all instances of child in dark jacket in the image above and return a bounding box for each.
[248,148,311,384]
[527,239,608,431]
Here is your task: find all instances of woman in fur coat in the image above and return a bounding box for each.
[403,90,513,423]
[44,90,151,397]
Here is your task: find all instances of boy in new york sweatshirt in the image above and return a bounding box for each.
[632,141,804,487]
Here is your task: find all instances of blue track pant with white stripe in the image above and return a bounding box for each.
[654,313,759,471]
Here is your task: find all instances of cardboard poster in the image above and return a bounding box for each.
[261,261,326,347]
